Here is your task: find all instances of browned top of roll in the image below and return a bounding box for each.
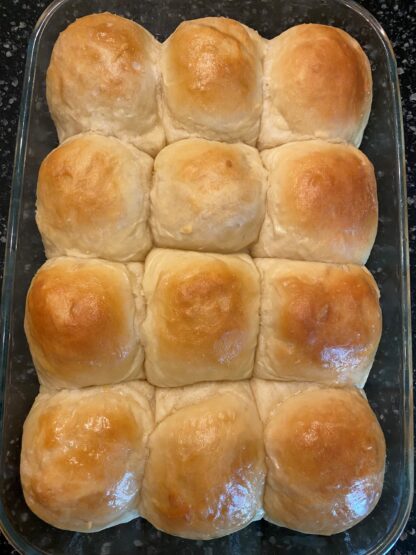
[162,17,262,123]
[48,13,150,101]
[267,24,372,139]
[141,392,265,538]
[24,258,140,386]
[276,267,380,370]
[265,387,386,535]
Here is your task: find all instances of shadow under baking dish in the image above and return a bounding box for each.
[0,0,412,553]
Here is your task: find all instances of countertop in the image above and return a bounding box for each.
[0,0,415,553]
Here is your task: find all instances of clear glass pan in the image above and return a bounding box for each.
[0,0,413,553]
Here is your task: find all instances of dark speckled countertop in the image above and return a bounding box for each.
[0,0,415,554]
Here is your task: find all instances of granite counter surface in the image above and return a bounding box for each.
[0,0,415,553]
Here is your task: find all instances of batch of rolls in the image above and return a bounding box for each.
[20,12,386,540]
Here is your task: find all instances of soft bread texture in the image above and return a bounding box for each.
[141,249,260,386]
[252,141,378,264]
[254,259,382,387]
[151,139,267,252]
[140,382,265,539]
[251,380,386,535]
[259,24,372,149]
[24,257,145,389]
[161,17,264,145]
[20,382,154,532]
[46,13,165,156]
[36,133,153,262]
[251,380,326,424]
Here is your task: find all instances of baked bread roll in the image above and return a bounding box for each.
[142,249,260,386]
[36,133,153,262]
[252,141,378,264]
[24,257,145,389]
[259,24,372,149]
[20,382,154,532]
[161,17,264,145]
[151,139,267,252]
[251,380,386,535]
[140,382,265,539]
[254,259,382,387]
[46,13,165,156]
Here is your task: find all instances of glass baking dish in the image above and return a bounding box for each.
[0,0,412,553]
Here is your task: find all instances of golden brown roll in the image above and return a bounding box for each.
[161,17,264,145]
[36,133,152,262]
[46,13,165,156]
[251,380,386,535]
[140,382,265,539]
[259,24,372,149]
[141,249,260,387]
[20,382,154,532]
[254,259,382,387]
[151,139,267,252]
[251,141,378,264]
[24,257,145,389]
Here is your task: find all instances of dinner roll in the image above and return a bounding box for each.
[259,24,372,149]
[24,257,145,389]
[36,133,152,262]
[140,382,265,539]
[254,259,382,387]
[21,382,154,532]
[151,139,267,252]
[141,249,260,386]
[252,141,378,264]
[251,380,386,535]
[161,17,264,145]
[46,13,165,156]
